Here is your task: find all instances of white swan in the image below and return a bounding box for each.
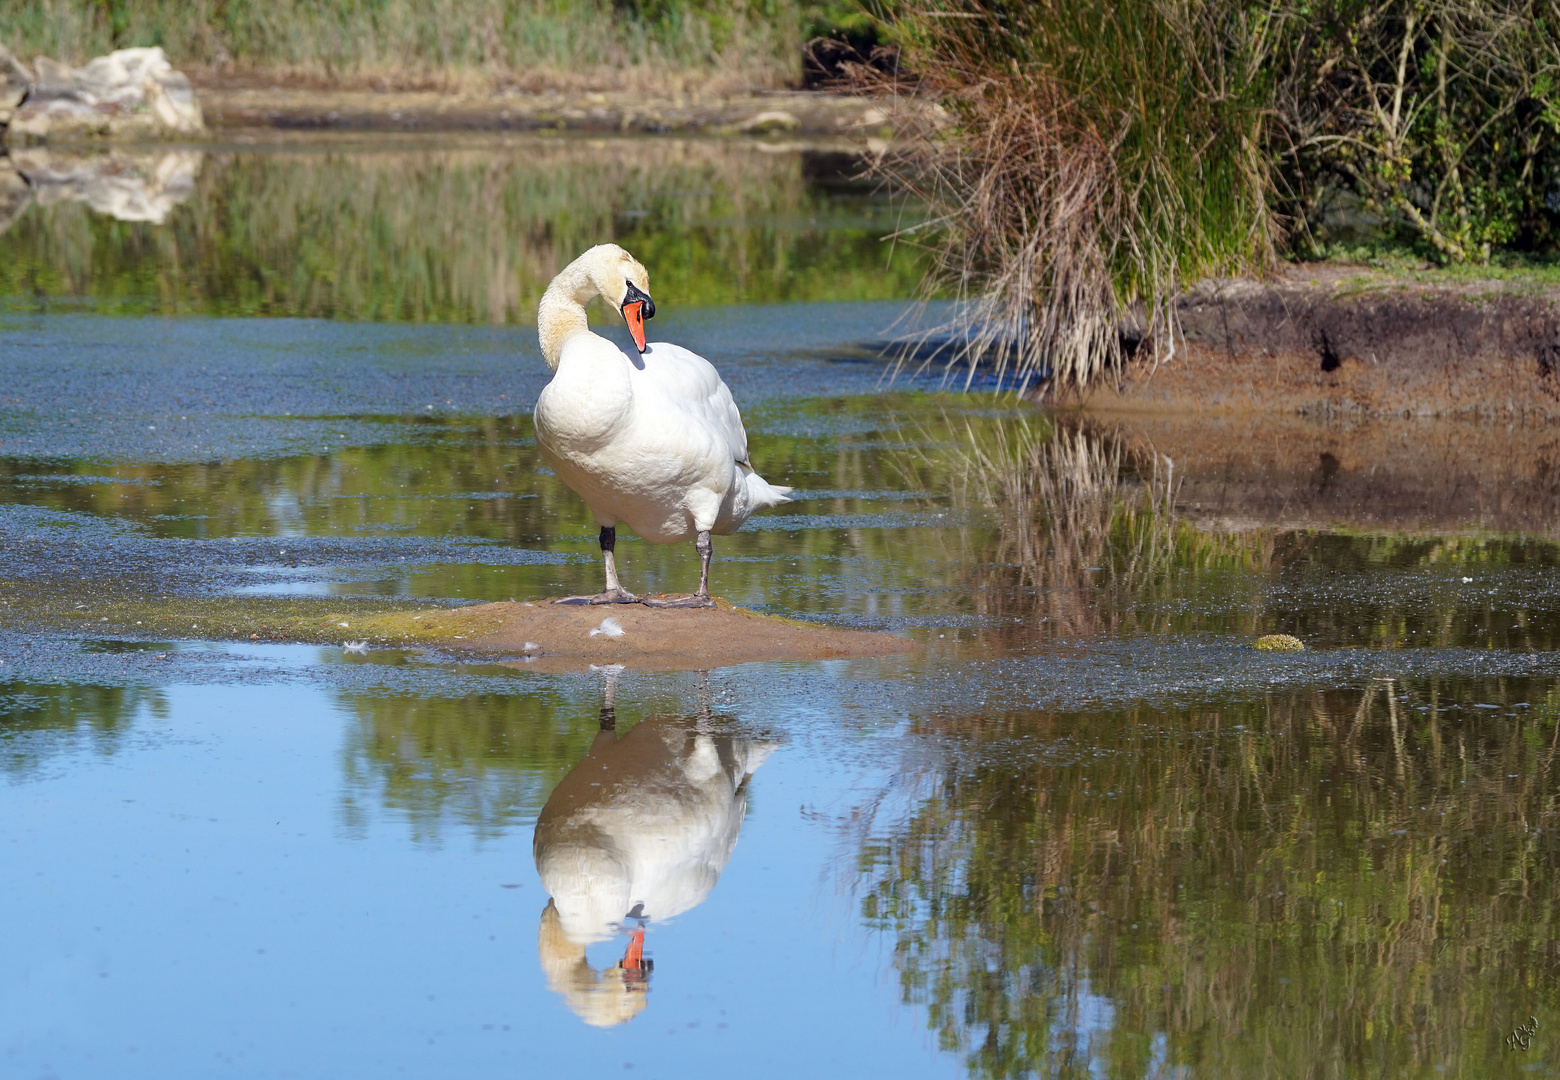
[534,243,791,607]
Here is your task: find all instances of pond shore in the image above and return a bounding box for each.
[1090,263,1560,420]
[194,82,895,139]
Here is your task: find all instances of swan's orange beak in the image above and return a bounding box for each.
[623,301,648,353]
[620,281,655,354]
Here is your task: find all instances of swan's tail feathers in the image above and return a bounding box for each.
[744,471,793,509]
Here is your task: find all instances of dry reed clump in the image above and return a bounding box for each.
[873,0,1280,394]
[3,0,805,94]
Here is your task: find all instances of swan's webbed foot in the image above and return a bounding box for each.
[641,530,717,609]
[552,588,643,606]
[554,528,643,604]
[642,593,715,609]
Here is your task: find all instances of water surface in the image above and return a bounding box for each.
[3,135,1559,1080]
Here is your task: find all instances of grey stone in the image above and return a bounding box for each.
[8,47,205,143]
[0,43,31,125]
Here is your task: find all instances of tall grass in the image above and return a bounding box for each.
[875,0,1280,392]
[0,0,807,91]
[877,0,1560,393]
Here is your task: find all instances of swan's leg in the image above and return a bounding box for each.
[553,526,643,605]
[599,665,619,731]
[600,529,631,596]
[694,531,713,601]
[644,531,716,609]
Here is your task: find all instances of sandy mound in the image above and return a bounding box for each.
[351,597,916,671]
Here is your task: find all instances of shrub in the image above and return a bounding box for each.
[1272,0,1560,262]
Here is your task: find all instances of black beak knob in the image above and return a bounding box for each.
[622,280,655,320]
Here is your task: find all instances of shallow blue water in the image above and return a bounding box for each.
[2,672,970,1080]
[5,139,1560,1080]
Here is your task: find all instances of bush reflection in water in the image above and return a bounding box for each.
[853,678,1560,1078]
[858,418,1560,1077]
[0,138,924,320]
[0,679,168,777]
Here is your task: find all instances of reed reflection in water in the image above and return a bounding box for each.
[0,135,923,321]
[938,414,1560,650]
[533,671,776,1027]
[852,676,1560,1078]
[941,414,1268,640]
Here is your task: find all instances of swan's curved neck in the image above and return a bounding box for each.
[538,256,600,371]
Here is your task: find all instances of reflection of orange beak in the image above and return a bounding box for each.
[620,927,646,982]
[623,301,648,353]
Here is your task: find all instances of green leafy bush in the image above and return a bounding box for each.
[1273,0,1560,262]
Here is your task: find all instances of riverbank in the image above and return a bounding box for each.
[194,84,895,139]
[1085,262,1560,419]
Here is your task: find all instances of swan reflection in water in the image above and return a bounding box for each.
[533,670,775,1027]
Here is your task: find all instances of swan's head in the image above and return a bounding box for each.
[583,243,655,354]
[537,900,651,1027]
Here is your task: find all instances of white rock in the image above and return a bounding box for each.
[7,46,205,143]
[739,110,801,135]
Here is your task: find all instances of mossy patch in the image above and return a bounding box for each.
[1253,634,1305,652]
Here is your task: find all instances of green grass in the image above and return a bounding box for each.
[0,0,832,91]
[1316,247,1560,287]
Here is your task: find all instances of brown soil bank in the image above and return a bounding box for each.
[1090,266,1560,419]
[345,598,916,672]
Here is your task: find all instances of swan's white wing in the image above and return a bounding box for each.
[639,341,751,465]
